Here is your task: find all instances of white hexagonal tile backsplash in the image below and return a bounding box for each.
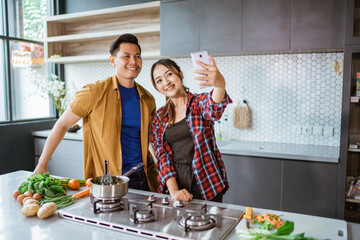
[65,52,343,146]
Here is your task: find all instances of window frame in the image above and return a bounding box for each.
[0,0,59,124]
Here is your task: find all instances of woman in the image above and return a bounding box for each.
[151,56,232,202]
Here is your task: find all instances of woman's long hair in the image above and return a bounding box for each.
[151,59,189,126]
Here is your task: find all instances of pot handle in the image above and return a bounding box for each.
[123,163,143,177]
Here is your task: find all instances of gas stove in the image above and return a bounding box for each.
[59,190,244,240]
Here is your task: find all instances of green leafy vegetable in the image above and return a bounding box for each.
[237,221,319,240]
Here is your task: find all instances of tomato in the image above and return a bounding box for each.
[85,178,92,187]
[68,179,80,190]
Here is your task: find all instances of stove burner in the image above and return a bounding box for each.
[129,202,157,224]
[177,211,216,232]
[90,194,127,213]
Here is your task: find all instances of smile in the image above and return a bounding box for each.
[166,85,175,91]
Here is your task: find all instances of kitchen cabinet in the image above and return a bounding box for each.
[222,154,339,218]
[290,0,345,50]
[160,0,198,56]
[198,0,242,54]
[34,137,84,179]
[45,1,160,63]
[222,155,282,210]
[282,160,338,218]
[242,0,290,52]
[345,0,360,45]
[160,0,345,56]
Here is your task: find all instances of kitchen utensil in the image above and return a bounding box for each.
[244,206,253,229]
[91,163,143,199]
[233,100,251,129]
[100,159,113,185]
[123,163,143,177]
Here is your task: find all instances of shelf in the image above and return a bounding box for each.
[349,148,360,152]
[346,198,360,203]
[46,26,160,43]
[46,2,160,23]
[47,50,161,64]
[45,1,160,64]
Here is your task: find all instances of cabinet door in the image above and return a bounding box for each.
[198,0,242,54]
[282,160,337,218]
[345,0,360,44]
[242,0,290,52]
[290,0,345,50]
[34,137,84,179]
[222,155,282,210]
[160,0,198,56]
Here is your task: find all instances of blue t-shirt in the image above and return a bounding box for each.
[118,84,142,174]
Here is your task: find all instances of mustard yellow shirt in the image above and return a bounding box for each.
[70,75,159,192]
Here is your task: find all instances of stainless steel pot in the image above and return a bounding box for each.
[91,163,143,200]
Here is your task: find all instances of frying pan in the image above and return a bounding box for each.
[91,163,143,200]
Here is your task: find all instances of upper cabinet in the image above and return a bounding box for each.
[290,0,345,50]
[242,0,290,52]
[198,0,242,54]
[45,1,160,63]
[345,0,360,45]
[160,0,346,56]
[160,0,198,56]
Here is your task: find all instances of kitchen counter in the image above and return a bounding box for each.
[1,170,356,240]
[217,140,339,163]
[33,130,340,163]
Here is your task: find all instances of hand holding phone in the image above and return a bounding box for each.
[191,50,211,88]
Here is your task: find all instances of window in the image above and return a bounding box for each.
[1,0,54,123]
[0,39,6,121]
[10,40,50,120]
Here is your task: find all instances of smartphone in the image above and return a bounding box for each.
[191,50,210,88]
[191,50,210,73]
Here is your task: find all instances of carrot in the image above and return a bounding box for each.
[72,187,91,198]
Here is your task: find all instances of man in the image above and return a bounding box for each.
[35,34,159,192]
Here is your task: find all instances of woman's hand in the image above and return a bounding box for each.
[193,55,225,89]
[194,55,226,103]
[170,189,193,202]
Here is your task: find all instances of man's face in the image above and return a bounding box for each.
[110,42,142,82]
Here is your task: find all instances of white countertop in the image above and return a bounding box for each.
[1,170,355,240]
[33,130,340,163]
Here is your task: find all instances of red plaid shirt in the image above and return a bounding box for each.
[151,91,232,200]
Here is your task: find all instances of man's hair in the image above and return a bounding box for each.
[109,34,141,56]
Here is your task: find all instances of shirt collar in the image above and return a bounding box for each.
[112,75,144,97]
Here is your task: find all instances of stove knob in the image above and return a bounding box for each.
[147,194,156,202]
[174,199,184,208]
[161,197,169,205]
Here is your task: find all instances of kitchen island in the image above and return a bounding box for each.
[1,170,355,240]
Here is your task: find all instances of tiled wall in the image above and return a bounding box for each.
[65,52,343,146]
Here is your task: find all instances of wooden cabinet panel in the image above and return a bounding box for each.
[198,0,242,54]
[222,154,282,210]
[290,0,345,50]
[282,160,338,218]
[242,0,290,52]
[160,0,198,56]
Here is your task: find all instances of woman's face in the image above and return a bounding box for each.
[153,64,184,98]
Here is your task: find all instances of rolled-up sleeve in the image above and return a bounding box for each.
[197,90,232,121]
